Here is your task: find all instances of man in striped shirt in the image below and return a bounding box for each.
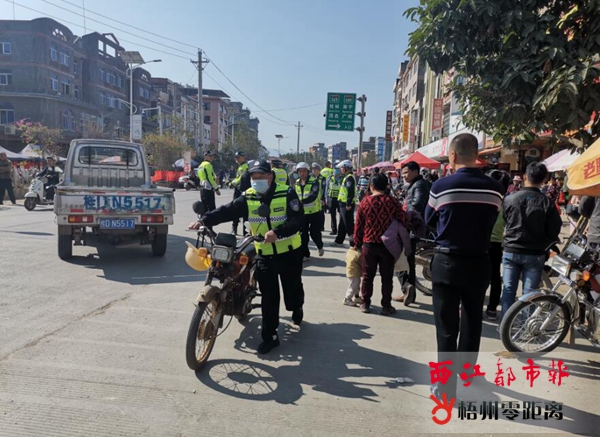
[425,134,504,403]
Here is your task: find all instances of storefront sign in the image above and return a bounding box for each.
[431,98,443,137]
[402,114,409,142]
[385,111,393,141]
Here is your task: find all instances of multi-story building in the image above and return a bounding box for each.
[228,101,259,140]
[0,18,135,151]
[309,142,327,161]
[391,57,425,159]
[182,87,230,151]
[327,142,347,163]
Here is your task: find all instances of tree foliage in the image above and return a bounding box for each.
[142,133,191,171]
[406,0,600,147]
[15,120,62,156]
[218,121,262,170]
[361,151,377,167]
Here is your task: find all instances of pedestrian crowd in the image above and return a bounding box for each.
[193,134,569,398]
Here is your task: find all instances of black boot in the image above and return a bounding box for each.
[257,336,280,354]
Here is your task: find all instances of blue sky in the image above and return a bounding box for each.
[2,0,419,155]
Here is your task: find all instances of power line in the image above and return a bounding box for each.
[58,0,198,49]
[253,103,324,113]
[11,0,334,139]
[8,1,193,60]
[207,59,296,126]
[41,0,197,57]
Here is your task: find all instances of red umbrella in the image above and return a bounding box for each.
[395,151,441,170]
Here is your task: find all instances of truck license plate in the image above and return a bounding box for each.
[99,218,136,230]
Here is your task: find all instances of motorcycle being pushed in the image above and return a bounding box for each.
[500,239,600,353]
[184,201,262,371]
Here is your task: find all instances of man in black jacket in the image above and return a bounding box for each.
[394,161,430,305]
[501,162,562,317]
[36,157,61,201]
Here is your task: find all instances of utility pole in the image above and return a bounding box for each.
[191,49,209,154]
[356,95,367,169]
[296,121,303,159]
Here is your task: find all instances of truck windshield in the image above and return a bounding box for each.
[78,146,139,166]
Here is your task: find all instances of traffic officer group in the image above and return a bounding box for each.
[197,150,220,212]
[294,162,325,260]
[200,160,305,354]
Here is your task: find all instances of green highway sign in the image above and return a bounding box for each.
[325,92,356,131]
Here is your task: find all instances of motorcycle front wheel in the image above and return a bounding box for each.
[185,297,223,371]
[24,197,37,211]
[500,295,571,353]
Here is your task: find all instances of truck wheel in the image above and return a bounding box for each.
[58,226,73,260]
[152,233,167,257]
[24,197,37,211]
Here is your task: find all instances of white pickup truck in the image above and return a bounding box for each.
[54,139,175,260]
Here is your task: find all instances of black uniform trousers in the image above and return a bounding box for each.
[232,189,248,235]
[255,247,304,342]
[200,188,216,212]
[301,212,324,257]
[335,203,355,244]
[329,198,339,234]
[431,251,490,399]
[487,242,503,312]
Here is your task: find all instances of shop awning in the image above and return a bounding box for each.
[479,146,502,156]
[394,151,441,169]
[543,149,580,172]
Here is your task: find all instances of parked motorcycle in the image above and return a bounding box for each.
[500,239,600,353]
[184,201,262,371]
[24,168,62,211]
[179,174,199,191]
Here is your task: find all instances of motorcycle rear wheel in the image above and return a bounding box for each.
[415,248,434,296]
[500,295,571,353]
[186,297,222,371]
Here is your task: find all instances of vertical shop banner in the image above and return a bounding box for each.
[431,98,444,137]
[402,114,410,142]
[385,111,393,141]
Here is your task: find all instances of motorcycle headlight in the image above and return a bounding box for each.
[570,270,583,282]
[551,255,571,277]
[212,245,233,263]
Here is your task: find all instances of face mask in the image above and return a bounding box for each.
[251,179,269,194]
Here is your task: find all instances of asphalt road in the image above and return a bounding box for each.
[0,189,598,436]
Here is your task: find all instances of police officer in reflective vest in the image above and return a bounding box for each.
[197,150,220,212]
[271,158,288,186]
[326,167,342,235]
[200,160,305,354]
[311,162,327,232]
[230,151,249,235]
[295,162,325,260]
[334,160,357,245]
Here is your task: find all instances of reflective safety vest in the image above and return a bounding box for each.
[232,162,248,188]
[198,161,217,190]
[246,184,302,256]
[295,176,321,215]
[320,167,333,180]
[338,174,358,204]
[328,175,341,198]
[272,167,288,186]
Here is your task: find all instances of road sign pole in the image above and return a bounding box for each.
[356,95,366,169]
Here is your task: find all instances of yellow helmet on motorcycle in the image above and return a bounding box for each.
[185,241,212,271]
